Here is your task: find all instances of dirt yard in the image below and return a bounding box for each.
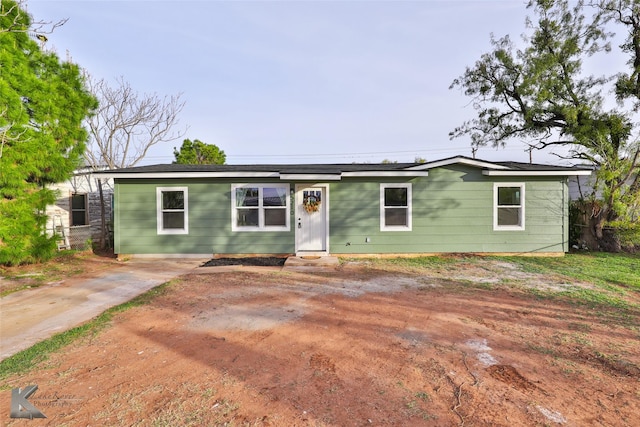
[2,257,639,426]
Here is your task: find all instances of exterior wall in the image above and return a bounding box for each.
[46,173,113,249]
[330,165,568,254]
[113,165,569,256]
[114,179,295,256]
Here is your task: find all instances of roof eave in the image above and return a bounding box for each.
[482,170,593,177]
[96,170,431,180]
[94,172,281,179]
[342,171,429,178]
[279,173,342,181]
[407,156,510,171]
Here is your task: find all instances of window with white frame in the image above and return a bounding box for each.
[156,187,189,234]
[380,183,412,231]
[494,183,525,230]
[232,184,289,231]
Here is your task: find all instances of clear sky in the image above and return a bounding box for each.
[25,0,615,166]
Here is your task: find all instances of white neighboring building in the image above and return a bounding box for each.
[45,167,114,249]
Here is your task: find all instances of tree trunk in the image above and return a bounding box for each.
[585,205,622,252]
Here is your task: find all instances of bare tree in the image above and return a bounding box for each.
[84,75,185,249]
[84,75,186,169]
[2,0,68,35]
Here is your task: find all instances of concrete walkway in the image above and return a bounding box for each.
[0,258,205,361]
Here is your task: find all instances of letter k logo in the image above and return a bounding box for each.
[10,385,46,419]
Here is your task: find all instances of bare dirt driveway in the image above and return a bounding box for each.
[1,257,639,426]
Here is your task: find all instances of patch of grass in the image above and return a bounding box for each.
[567,322,592,332]
[571,333,592,347]
[500,253,640,290]
[0,250,105,297]
[405,399,417,409]
[415,391,431,402]
[479,253,640,321]
[526,343,560,357]
[462,280,496,291]
[353,253,638,322]
[152,407,212,427]
[0,281,172,386]
[343,255,468,274]
[150,387,226,427]
[1,283,40,298]
[559,360,582,377]
[558,288,630,308]
[384,255,467,268]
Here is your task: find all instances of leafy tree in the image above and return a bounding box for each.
[450,0,639,251]
[173,139,226,165]
[0,1,97,265]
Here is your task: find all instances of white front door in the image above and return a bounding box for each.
[295,186,328,254]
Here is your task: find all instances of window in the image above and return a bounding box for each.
[380,184,412,231]
[232,184,289,231]
[494,183,525,230]
[70,193,87,226]
[157,187,188,234]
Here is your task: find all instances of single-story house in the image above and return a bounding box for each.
[95,156,592,258]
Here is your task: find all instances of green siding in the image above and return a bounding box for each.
[114,178,295,255]
[113,165,569,256]
[328,166,568,254]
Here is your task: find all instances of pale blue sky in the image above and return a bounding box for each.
[26,0,617,165]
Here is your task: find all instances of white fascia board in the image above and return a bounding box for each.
[279,173,342,181]
[342,171,429,177]
[93,172,281,179]
[483,170,592,176]
[279,171,429,180]
[407,156,510,171]
[96,170,432,180]
[73,166,109,175]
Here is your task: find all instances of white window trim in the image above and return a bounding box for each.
[231,183,290,232]
[493,183,525,231]
[156,187,189,235]
[380,183,412,231]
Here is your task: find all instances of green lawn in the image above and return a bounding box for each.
[357,252,639,315]
[503,252,640,289]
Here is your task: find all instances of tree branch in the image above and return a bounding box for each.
[84,75,186,169]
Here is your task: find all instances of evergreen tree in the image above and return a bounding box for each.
[0,1,97,264]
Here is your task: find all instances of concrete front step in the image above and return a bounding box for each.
[284,256,339,267]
